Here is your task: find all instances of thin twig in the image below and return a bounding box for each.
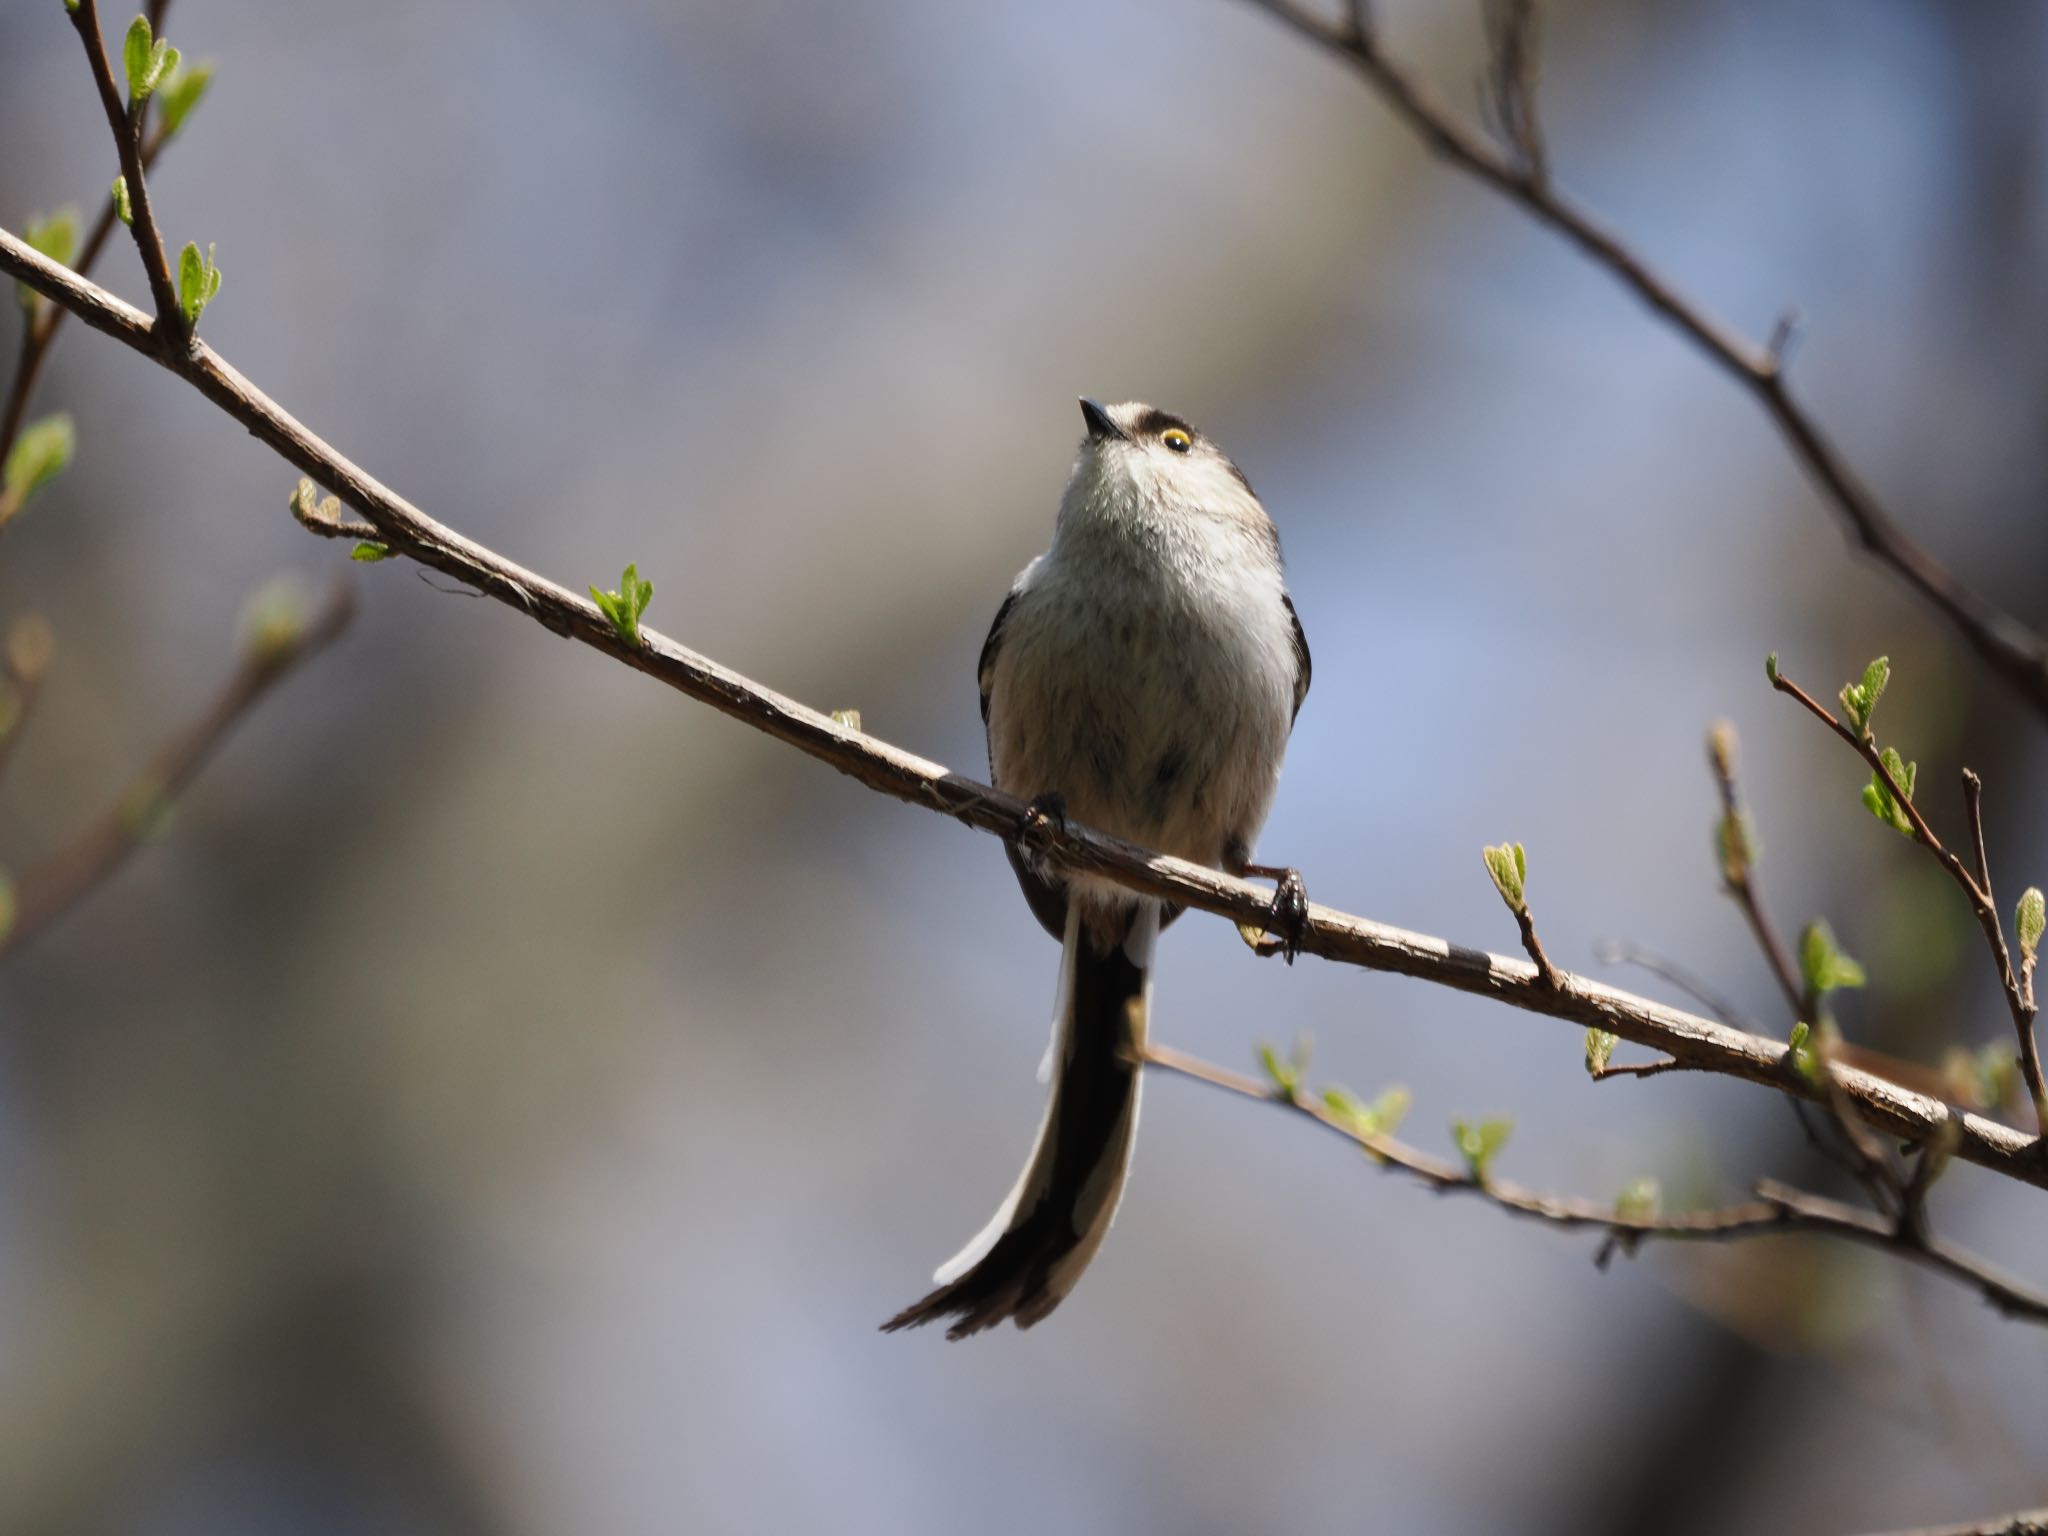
[1705,721,1806,1019]
[1514,902,1558,987]
[0,111,176,476]
[2,220,2040,1185]
[1593,938,1758,1032]
[0,578,354,955]
[0,616,57,788]
[1236,0,2048,722]
[65,0,184,344]
[1771,663,2046,1131]
[1142,1040,2048,1326]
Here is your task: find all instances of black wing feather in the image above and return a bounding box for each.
[1283,591,1311,723]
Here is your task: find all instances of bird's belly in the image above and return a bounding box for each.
[987,588,1291,868]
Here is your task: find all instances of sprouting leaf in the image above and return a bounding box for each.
[2018,888,2044,967]
[1584,1027,1617,1077]
[830,708,862,731]
[123,14,179,103]
[1452,1117,1512,1183]
[350,540,392,562]
[1323,1083,1412,1155]
[1257,1040,1302,1099]
[1838,655,1890,736]
[1799,918,1867,998]
[1787,1018,1836,1085]
[1614,1177,1661,1223]
[589,562,654,646]
[1482,841,1527,913]
[176,241,222,325]
[112,175,132,227]
[16,206,79,307]
[1764,652,1780,685]
[123,15,153,99]
[157,60,213,136]
[1715,811,1756,886]
[3,413,75,510]
[240,574,313,662]
[1861,747,1917,838]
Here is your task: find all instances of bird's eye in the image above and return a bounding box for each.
[1161,428,1192,453]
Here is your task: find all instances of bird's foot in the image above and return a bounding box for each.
[1018,792,1069,858]
[1242,862,1309,964]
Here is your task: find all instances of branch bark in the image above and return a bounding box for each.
[1144,1040,2048,1326]
[1,223,2038,1189]
[1239,0,2048,724]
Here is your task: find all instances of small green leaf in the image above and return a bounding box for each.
[1585,1027,1617,1077]
[589,562,653,646]
[3,413,75,509]
[176,241,222,326]
[1482,841,1526,913]
[1452,1116,1512,1183]
[1323,1083,1412,1150]
[1764,652,1780,684]
[1799,918,1867,997]
[124,15,154,100]
[157,59,213,136]
[1838,655,1889,736]
[1256,1040,1300,1099]
[830,708,862,731]
[1861,747,1917,838]
[350,540,392,562]
[1614,1177,1661,1223]
[123,15,177,103]
[112,175,132,227]
[17,206,79,307]
[2017,888,2044,966]
[1787,1018,1835,1084]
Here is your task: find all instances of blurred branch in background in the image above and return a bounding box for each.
[1144,1040,2048,1326]
[1239,0,2048,723]
[0,576,354,956]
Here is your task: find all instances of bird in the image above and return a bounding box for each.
[883,397,1311,1340]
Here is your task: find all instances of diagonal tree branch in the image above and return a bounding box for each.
[0,577,354,956]
[1237,0,2048,724]
[1,223,2039,1189]
[1770,663,2046,1130]
[1143,1040,2048,1326]
[64,0,184,343]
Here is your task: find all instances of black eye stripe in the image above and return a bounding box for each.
[1128,406,1195,440]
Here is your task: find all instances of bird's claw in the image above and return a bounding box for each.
[1245,865,1309,963]
[1019,791,1069,857]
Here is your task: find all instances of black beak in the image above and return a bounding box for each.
[1079,397,1126,442]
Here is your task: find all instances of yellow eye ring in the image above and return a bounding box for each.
[1161,428,1192,453]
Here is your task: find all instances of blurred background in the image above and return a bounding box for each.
[3,0,2046,1531]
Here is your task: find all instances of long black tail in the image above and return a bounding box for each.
[883,904,1154,1340]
